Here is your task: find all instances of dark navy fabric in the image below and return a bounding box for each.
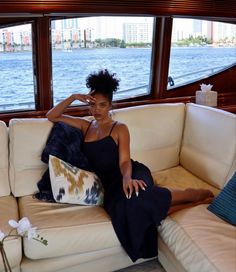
[83,136,172,262]
[208,171,236,226]
[35,122,91,202]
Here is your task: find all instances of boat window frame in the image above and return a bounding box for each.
[165,17,236,92]
[0,13,236,123]
[49,15,157,106]
[0,15,164,118]
[0,20,39,112]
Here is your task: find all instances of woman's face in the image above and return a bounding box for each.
[89,93,111,120]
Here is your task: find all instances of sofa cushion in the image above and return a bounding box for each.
[49,155,104,205]
[9,119,53,197]
[207,171,236,225]
[180,103,236,189]
[0,121,10,197]
[152,165,219,195]
[159,205,236,272]
[18,196,120,260]
[113,103,185,172]
[21,246,138,272]
[0,195,22,270]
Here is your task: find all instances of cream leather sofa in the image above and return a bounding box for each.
[0,103,235,272]
[0,121,22,272]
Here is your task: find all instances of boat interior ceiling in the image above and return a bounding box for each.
[0,0,235,123]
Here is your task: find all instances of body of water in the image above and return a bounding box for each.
[0,47,235,111]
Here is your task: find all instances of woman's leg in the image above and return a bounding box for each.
[167,188,214,215]
[170,188,214,205]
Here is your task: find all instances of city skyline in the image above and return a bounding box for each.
[172,18,236,43]
[53,16,154,40]
[0,17,236,48]
[52,17,236,44]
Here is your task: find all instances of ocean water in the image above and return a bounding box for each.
[0,47,235,111]
[52,48,153,103]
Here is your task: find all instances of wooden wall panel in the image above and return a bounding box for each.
[0,0,236,18]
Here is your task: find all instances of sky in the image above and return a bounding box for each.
[54,16,154,39]
[1,17,235,43]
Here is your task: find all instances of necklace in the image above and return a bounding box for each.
[94,117,113,128]
[93,119,113,137]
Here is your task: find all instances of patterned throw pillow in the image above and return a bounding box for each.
[49,155,104,206]
[207,172,236,226]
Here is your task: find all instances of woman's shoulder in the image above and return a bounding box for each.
[114,121,128,129]
[113,121,130,136]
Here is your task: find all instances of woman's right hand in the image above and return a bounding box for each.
[71,93,96,104]
[123,177,147,199]
[46,92,96,125]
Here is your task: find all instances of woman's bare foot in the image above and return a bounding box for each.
[196,196,214,205]
[185,188,214,202]
[168,196,214,215]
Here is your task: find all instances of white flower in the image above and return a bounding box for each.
[8,217,37,240]
[7,217,47,245]
[26,227,37,240]
[0,230,5,242]
[8,219,18,228]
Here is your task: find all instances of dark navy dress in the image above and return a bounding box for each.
[83,122,172,262]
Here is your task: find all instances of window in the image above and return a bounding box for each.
[168,19,236,89]
[0,23,35,112]
[51,16,154,105]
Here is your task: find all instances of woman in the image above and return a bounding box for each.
[47,69,213,262]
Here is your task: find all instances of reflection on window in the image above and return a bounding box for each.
[0,24,35,112]
[168,19,236,89]
[51,16,154,105]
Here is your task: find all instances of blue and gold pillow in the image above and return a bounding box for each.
[49,155,104,206]
[207,172,236,226]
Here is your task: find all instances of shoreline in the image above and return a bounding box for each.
[1,44,236,53]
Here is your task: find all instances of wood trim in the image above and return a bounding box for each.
[218,92,236,107]
[218,105,236,114]
[157,17,173,99]
[0,0,236,18]
[151,17,172,99]
[35,17,52,110]
[150,18,162,99]
[2,92,236,126]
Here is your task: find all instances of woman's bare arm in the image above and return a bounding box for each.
[118,124,146,199]
[118,124,132,198]
[46,94,95,130]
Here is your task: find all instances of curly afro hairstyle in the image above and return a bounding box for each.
[86,69,120,101]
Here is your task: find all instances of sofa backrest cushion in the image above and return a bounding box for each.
[9,104,185,196]
[9,119,53,197]
[0,121,10,196]
[180,103,236,189]
[113,103,185,172]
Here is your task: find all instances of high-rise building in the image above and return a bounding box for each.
[123,23,152,43]
[212,22,236,44]
[192,20,202,37]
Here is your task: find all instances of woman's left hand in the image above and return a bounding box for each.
[123,178,147,199]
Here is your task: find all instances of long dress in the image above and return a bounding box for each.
[82,121,172,262]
